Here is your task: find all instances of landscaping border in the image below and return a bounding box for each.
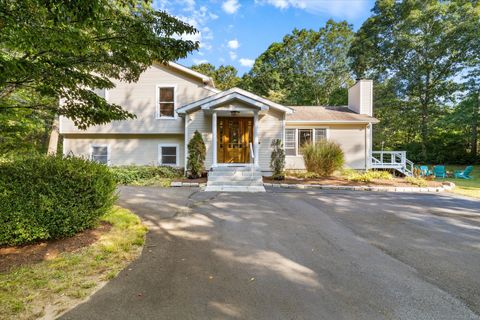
[171,181,455,193]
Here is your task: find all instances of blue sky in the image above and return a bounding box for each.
[154,0,376,75]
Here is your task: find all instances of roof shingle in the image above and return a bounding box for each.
[286,106,379,123]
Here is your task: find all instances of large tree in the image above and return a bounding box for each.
[0,0,199,130]
[242,20,354,105]
[191,63,241,90]
[349,0,480,161]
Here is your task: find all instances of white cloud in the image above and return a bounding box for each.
[155,0,216,51]
[239,58,255,67]
[193,58,209,65]
[255,0,370,19]
[229,51,237,60]
[222,0,240,14]
[227,39,240,49]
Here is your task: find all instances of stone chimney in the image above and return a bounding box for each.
[348,79,373,116]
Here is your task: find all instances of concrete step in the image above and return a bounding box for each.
[207,180,263,187]
[211,166,253,172]
[208,171,263,178]
[204,185,266,192]
[207,176,263,183]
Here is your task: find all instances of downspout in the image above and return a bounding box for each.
[184,114,188,177]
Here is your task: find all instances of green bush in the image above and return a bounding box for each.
[344,169,393,183]
[270,139,286,179]
[302,141,345,176]
[0,155,117,246]
[187,130,206,179]
[405,176,428,187]
[110,165,183,185]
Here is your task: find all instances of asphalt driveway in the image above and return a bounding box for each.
[62,187,480,320]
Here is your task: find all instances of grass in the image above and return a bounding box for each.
[0,206,147,320]
[442,165,480,199]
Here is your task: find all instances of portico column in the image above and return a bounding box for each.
[212,111,217,167]
[253,110,259,167]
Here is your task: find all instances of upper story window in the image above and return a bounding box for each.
[157,85,176,119]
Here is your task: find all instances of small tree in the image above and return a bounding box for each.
[270,139,285,180]
[187,130,206,179]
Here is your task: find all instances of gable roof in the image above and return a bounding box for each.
[176,87,294,114]
[158,61,215,87]
[287,106,379,123]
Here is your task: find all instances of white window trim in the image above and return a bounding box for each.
[158,143,179,166]
[156,84,177,120]
[284,127,329,157]
[90,144,110,166]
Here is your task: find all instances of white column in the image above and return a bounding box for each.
[253,111,259,167]
[212,111,217,167]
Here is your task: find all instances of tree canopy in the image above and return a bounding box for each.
[349,0,480,162]
[191,63,241,90]
[0,0,199,129]
[242,20,354,106]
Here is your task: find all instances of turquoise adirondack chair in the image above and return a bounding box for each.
[419,165,433,177]
[433,165,447,178]
[454,166,473,179]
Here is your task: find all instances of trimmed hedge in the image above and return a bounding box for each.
[110,165,183,185]
[0,155,117,246]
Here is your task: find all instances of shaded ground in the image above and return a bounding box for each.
[0,222,111,272]
[62,187,480,320]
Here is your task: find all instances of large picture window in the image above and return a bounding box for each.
[285,128,328,156]
[157,86,175,118]
[158,144,178,166]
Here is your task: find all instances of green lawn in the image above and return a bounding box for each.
[0,206,147,320]
[428,165,480,199]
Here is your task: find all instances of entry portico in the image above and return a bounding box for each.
[177,88,293,172]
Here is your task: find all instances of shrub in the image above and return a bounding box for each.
[0,155,117,246]
[110,165,182,185]
[302,141,345,176]
[345,169,393,183]
[270,139,285,179]
[405,176,428,187]
[187,130,206,179]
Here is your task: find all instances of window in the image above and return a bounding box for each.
[92,88,108,100]
[285,129,296,156]
[315,128,327,142]
[91,145,109,165]
[285,128,328,156]
[157,86,175,118]
[298,129,313,155]
[158,144,178,166]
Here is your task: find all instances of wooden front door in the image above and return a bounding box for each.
[218,117,253,163]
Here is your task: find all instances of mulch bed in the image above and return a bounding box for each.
[0,222,111,273]
[263,176,442,188]
[174,177,208,183]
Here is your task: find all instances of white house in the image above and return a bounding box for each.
[60,62,379,177]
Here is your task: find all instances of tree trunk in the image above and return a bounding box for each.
[47,116,59,155]
[472,91,479,162]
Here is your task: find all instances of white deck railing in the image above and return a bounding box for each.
[370,151,414,176]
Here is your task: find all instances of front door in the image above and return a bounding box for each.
[218,117,253,163]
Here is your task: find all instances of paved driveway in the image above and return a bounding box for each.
[62,187,480,320]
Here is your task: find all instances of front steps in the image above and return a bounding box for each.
[205,166,266,192]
